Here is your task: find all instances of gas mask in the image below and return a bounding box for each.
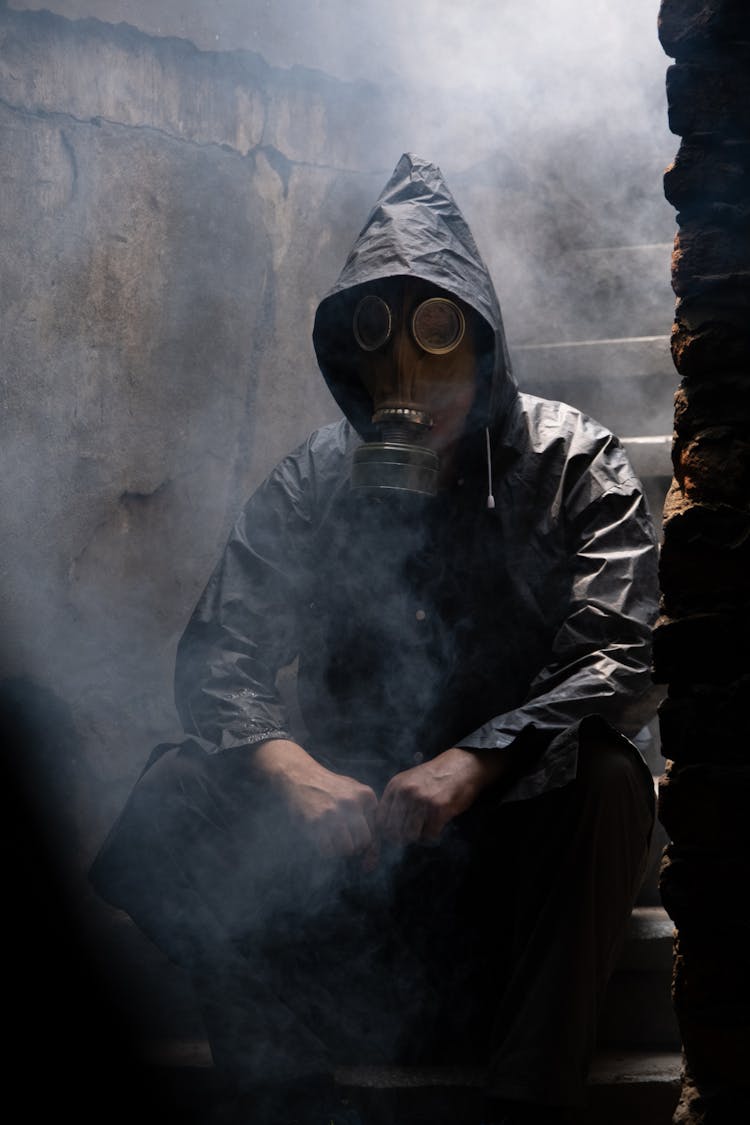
[350,279,479,498]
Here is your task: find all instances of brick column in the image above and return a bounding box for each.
[653,2,750,1122]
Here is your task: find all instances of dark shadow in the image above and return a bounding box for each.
[0,677,209,1123]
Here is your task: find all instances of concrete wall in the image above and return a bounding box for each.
[0,1,677,873]
[0,5,396,863]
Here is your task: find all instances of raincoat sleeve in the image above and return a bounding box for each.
[459,439,660,763]
[173,445,314,753]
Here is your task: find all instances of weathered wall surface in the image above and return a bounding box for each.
[0,5,393,861]
[8,0,389,73]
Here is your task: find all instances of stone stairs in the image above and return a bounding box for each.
[136,1045,681,1124]
[511,331,675,526]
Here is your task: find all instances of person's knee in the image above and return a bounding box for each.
[572,748,655,878]
[90,743,227,904]
[575,732,654,821]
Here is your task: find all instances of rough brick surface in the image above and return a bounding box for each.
[652,611,750,683]
[672,220,750,298]
[671,290,750,374]
[666,59,750,139]
[659,0,750,59]
[672,1068,750,1125]
[658,763,750,847]
[659,536,750,616]
[672,427,750,504]
[658,678,750,766]
[672,933,750,1088]
[673,376,750,435]
[665,139,750,211]
[657,9,750,1119]
[659,846,750,930]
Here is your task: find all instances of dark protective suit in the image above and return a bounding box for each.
[91,155,658,1115]
[174,155,659,796]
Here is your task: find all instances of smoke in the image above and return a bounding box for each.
[240,0,677,391]
[1,0,675,799]
[1,1,674,1095]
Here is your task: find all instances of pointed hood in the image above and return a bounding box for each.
[313,153,518,442]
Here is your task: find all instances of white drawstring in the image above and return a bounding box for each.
[485,427,495,510]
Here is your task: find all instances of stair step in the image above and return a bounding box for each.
[512,335,673,382]
[92,895,679,1050]
[141,1042,681,1124]
[511,334,676,443]
[620,435,672,482]
[620,906,674,972]
[584,1050,681,1124]
[599,905,679,1050]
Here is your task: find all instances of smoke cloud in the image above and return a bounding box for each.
[1,2,675,1089]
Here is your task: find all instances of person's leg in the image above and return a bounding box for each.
[89,740,343,1094]
[479,727,655,1114]
[383,824,498,1066]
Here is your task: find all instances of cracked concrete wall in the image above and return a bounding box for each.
[0,5,394,863]
[7,0,386,73]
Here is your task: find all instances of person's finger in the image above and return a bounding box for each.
[376,782,404,842]
[421,803,449,841]
[315,816,355,858]
[374,782,395,833]
[357,786,379,836]
[400,800,426,844]
[346,809,374,855]
[381,786,424,845]
[333,820,359,857]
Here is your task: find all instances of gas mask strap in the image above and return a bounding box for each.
[485,427,496,511]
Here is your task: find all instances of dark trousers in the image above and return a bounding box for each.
[90,728,654,1110]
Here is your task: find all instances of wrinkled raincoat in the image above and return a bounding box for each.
[175,154,659,802]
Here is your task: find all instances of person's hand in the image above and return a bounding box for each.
[375,746,509,846]
[251,739,379,864]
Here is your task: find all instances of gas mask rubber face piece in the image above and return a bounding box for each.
[350,278,479,497]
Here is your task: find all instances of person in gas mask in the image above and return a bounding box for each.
[90,154,658,1125]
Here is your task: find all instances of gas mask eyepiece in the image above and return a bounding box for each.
[352,295,466,356]
[353,295,392,351]
[411,298,465,354]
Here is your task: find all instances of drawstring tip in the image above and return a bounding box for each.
[484,427,495,511]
